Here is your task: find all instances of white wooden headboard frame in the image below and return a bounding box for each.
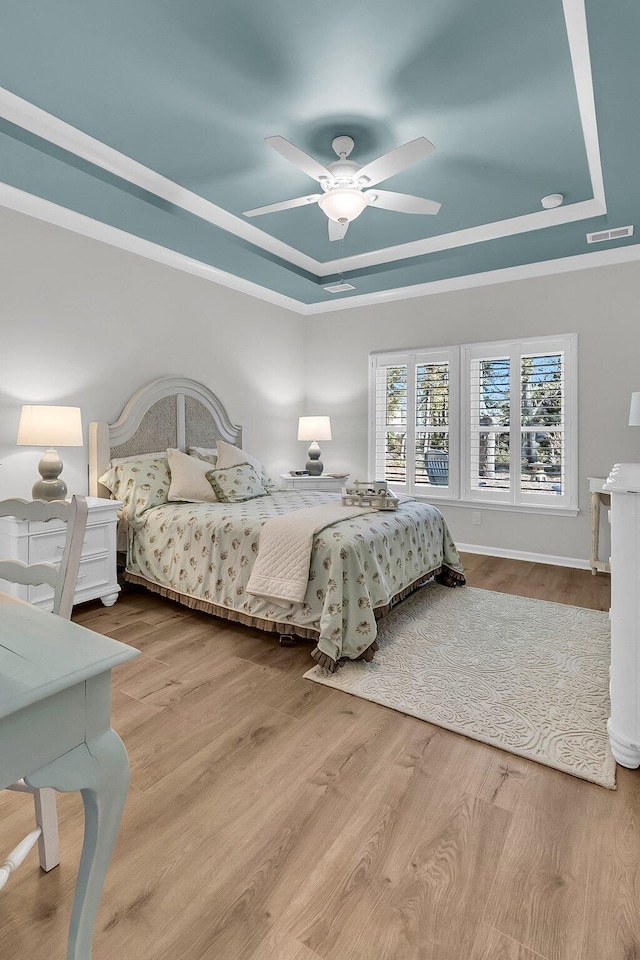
[89,376,243,497]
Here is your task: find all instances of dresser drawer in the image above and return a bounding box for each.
[0,497,120,610]
[29,554,112,605]
[29,523,110,564]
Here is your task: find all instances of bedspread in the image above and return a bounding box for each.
[125,491,464,665]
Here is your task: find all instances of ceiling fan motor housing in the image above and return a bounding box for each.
[322,159,362,190]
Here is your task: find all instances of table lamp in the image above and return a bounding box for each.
[17,405,83,501]
[298,416,332,476]
[630,392,640,427]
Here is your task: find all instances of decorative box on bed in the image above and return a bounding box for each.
[89,376,465,671]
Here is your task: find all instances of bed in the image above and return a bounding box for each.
[89,377,465,670]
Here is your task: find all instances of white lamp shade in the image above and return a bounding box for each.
[318,189,368,223]
[630,393,640,426]
[17,405,83,447]
[298,416,332,442]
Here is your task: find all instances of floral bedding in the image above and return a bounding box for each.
[125,491,465,665]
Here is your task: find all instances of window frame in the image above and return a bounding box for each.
[369,334,578,515]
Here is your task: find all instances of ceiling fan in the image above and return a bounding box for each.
[243,135,441,241]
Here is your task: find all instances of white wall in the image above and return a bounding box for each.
[0,208,305,499]
[304,263,640,564]
[2,204,639,566]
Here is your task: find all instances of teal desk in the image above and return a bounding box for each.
[0,593,140,959]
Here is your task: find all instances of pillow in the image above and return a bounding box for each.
[206,463,267,502]
[215,439,274,491]
[110,451,166,466]
[98,457,171,523]
[166,448,219,503]
[188,446,217,465]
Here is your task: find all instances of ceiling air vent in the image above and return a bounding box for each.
[323,282,355,294]
[586,225,634,243]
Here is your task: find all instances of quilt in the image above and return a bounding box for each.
[125,491,465,666]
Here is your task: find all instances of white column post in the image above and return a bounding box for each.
[605,463,640,768]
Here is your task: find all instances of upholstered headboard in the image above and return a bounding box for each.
[89,376,243,497]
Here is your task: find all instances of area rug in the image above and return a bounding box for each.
[304,585,615,788]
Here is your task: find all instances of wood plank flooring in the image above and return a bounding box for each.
[1,555,636,960]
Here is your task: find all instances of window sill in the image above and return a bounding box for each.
[395,491,580,518]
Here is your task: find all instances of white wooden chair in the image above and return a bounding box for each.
[0,496,88,888]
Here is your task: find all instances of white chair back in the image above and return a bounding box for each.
[0,496,88,619]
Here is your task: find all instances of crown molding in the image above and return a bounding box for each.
[317,198,606,275]
[0,85,321,276]
[318,0,606,274]
[0,0,612,309]
[0,0,605,284]
[1,178,638,315]
[303,243,640,313]
[0,182,305,312]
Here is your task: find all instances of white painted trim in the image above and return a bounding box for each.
[0,87,321,276]
[318,200,605,275]
[456,542,590,570]
[2,178,639,317]
[0,0,606,278]
[563,0,605,205]
[302,243,640,314]
[0,182,304,313]
[2,177,639,317]
[318,0,607,272]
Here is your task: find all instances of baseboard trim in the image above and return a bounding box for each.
[456,542,591,571]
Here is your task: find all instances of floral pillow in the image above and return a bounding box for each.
[206,463,268,502]
[214,439,275,491]
[99,457,171,524]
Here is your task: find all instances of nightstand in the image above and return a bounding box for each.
[0,496,121,610]
[279,474,347,493]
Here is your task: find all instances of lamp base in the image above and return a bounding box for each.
[306,441,323,476]
[32,448,68,502]
[306,458,324,477]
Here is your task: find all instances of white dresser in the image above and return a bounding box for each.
[0,496,121,610]
[279,474,347,493]
[605,463,640,767]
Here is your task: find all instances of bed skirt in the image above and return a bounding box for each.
[124,563,464,655]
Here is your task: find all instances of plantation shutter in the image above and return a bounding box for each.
[373,359,408,485]
[414,359,451,491]
[518,342,571,505]
[370,349,458,496]
[463,336,576,507]
[467,352,512,501]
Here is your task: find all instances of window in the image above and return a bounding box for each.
[370,335,577,512]
[371,348,458,499]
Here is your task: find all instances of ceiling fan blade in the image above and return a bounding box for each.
[328,219,349,242]
[365,189,441,215]
[265,136,333,183]
[243,194,321,217]
[355,137,435,187]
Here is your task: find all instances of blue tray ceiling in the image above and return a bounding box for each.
[0,0,636,309]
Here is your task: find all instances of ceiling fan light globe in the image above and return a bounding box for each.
[318,189,368,223]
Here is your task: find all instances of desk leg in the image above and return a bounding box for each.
[590,491,600,575]
[25,729,130,960]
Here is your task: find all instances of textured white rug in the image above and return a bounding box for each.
[304,585,615,788]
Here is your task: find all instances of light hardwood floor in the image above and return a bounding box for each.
[1,555,637,960]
